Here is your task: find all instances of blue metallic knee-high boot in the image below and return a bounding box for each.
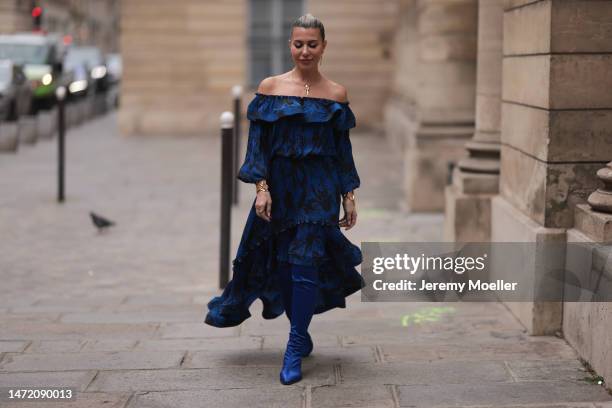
[279,263,318,385]
[279,261,313,358]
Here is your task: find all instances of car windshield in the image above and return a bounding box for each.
[0,43,49,65]
[63,57,82,70]
[65,48,103,67]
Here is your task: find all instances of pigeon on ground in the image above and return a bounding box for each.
[90,212,115,232]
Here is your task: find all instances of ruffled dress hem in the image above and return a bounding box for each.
[204,208,365,328]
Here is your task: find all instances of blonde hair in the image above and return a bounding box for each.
[290,13,325,41]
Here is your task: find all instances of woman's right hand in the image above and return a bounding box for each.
[255,191,272,222]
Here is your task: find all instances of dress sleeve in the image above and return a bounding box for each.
[237,120,271,184]
[335,128,361,195]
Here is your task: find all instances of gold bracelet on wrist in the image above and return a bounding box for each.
[256,179,269,193]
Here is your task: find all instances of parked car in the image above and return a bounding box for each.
[64,46,109,94]
[63,54,90,100]
[0,33,63,113]
[0,60,33,121]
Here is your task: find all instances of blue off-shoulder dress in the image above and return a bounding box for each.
[204,93,365,328]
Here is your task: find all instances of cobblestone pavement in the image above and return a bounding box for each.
[0,112,610,407]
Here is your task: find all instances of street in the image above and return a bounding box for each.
[0,112,610,407]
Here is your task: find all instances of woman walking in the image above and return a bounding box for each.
[204,13,365,385]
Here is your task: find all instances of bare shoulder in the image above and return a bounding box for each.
[256,76,279,94]
[326,79,348,103]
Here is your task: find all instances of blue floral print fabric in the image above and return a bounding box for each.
[204,93,365,328]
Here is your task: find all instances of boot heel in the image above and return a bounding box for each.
[301,332,313,357]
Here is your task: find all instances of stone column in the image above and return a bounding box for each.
[492,0,612,335]
[444,0,503,242]
[403,0,478,212]
[384,0,419,153]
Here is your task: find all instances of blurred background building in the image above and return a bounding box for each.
[119,0,398,135]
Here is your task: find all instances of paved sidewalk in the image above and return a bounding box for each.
[0,112,610,407]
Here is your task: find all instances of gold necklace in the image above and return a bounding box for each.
[292,71,311,96]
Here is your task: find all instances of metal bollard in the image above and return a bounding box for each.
[65,101,75,128]
[56,86,67,202]
[231,85,242,206]
[219,111,234,289]
[0,121,19,152]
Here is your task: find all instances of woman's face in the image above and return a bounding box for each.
[289,27,326,69]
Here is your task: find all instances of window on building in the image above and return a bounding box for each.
[248,0,304,88]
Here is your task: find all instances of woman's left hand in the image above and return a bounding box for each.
[339,197,357,230]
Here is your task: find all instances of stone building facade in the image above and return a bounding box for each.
[0,0,120,52]
[384,0,612,387]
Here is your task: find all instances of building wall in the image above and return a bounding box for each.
[512,0,612,387]
[119,0,400,136]
[119,0,247,135]
[0,0,34,33]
